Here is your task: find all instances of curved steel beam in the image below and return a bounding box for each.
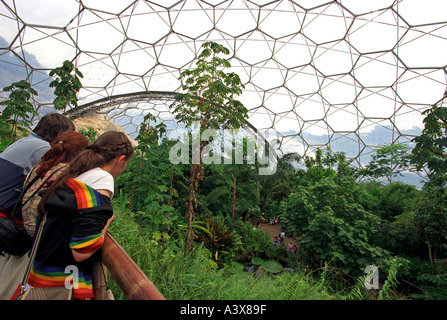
[68,90,278,174]
[66,91,177,119]
[67,90,261,134]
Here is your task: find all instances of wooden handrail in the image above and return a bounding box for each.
[101,232,166,300]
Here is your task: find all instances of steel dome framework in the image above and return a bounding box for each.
[1,0,447,166]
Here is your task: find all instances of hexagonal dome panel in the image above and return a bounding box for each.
[1,0,446,170]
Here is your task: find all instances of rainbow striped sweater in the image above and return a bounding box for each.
[28,178,113,299]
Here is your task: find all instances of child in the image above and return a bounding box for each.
[22,131,134,300]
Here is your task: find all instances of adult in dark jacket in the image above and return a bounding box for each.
[0,113,74,300]
[0,113,75,222]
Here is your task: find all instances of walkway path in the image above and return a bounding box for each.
[258,223,297,249]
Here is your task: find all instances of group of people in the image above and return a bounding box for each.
[269,216,279,225]
[287,241,298,254]
[272,231,299,254]
[0,113,134,300]
[272,230,285,246]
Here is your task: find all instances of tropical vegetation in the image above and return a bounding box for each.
[0,45,446,300]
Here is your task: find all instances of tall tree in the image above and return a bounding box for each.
[169,41,248,248]
[49,60,83,113]
[0,80,38,145]
[359,142,412,183]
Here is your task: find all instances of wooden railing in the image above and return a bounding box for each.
[99,232,166,300]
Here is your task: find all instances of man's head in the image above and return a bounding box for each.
[32,113,75,142]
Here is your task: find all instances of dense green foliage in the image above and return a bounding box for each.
[0,60,83,150]
[279,149,390,276]
[0,80,38,150]
[49,60,83,112]
[112,105,447,300]
[108,200,337,300]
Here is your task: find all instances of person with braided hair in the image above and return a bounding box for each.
[13,131,134,300]
[74,133,133,199]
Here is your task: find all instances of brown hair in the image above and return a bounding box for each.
[33,113,75,142]
[35,131,89,177]
[38,131,134,216]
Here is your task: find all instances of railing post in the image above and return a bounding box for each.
[101,232,166,300]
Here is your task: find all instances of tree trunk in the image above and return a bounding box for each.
[260,190,267,215]
[231,174,237,223]
[186,163,203,249]
[433,247,438,275]
[130,151,145,204]
[185,118,208,250]
[92,260,108,300]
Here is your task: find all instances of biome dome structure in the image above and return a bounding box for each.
[1,0,447,169]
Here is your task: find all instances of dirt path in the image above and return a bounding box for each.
[258,223,297,250]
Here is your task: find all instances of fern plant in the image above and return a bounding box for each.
[378,257,409,300]
[345,268,376,300]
